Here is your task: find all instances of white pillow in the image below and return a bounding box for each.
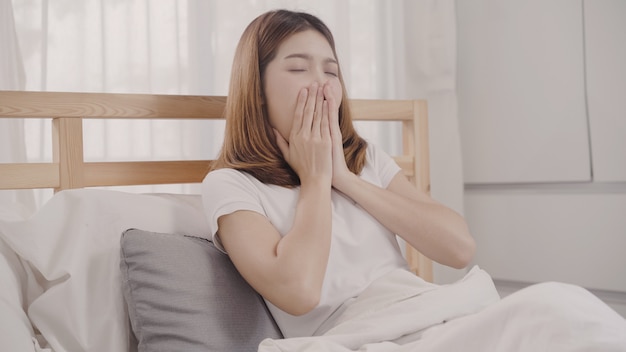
[0,189,210,352]
[0,202,50,351]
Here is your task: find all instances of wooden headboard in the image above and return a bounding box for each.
[0,90,432,281]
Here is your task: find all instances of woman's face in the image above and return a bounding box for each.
[263,29,343,141]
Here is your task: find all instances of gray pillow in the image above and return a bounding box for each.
[119,228,283,352]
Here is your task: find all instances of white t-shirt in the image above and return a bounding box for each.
[201,143,409,338]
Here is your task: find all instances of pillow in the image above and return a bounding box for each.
[119,228,283,352]
[0,236,38,351]
[1,201,47,351]
[0,189,211,352]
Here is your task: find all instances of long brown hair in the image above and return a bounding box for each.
[211,9,367,187]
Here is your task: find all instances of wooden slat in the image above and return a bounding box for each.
[83,161,212,187]
[79,158,411,188]
[0,91,226,119]
[402,99,433,282]
[0,163,59,189]
[350,99,415,121]
[53,118,84,191]
[414,100,433,281]
[0,157,413,190]
[393,156,414,177]
[0,91,411,121]
[413,100,430,194]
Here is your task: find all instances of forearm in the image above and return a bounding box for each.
[274,179,332,310]
[217,179,332,316]
[267,82,335,314]
[335,173,474,268]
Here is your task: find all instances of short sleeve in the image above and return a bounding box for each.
[201,169,265,252]
[366,143,402,188]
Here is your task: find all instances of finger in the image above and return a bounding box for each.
[301,82,318,133]
[324,85,341,140]
[274,128,290,158]
[321,100,330,138]
[312,86,324,136]
[292,88,308,133]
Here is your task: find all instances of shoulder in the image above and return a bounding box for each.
[201,168,267,243]
[202,168,263,200]
[203,167,247,182]
[203,168,258,188]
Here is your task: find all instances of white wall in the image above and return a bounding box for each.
[457,0,626,317]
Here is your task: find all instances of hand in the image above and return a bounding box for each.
[275,82,332,186]
[324,84,353,190]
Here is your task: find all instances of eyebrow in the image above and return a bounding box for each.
[284,53,338,65]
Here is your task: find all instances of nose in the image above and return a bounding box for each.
[313,68,328,86]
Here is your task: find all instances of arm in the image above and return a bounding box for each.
[323,85,474,269]
[217,179,331,316]
[332,172,475,269]
[218,83,333,316]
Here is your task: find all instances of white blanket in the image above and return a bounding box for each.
[259,267,626,352]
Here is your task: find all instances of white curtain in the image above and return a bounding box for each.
[0,0,35,215]
[378,0,466,283]
[8,0,464,282]
[409,0,467,283]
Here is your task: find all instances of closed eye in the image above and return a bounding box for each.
[326,71,338,77]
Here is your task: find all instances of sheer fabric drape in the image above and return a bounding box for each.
[6,0,464,281]
[0,0,35,214]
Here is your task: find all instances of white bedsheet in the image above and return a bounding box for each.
[259,267,626,352]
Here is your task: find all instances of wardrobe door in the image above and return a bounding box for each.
[457,0,591,184]
[584,0,626,182]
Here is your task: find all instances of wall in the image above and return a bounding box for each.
[457,0,626,317]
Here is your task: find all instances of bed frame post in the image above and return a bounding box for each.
[53,117,85,192]
[403,100,433,282]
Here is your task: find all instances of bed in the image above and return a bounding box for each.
[3,91,625,352]
[0,90,434,351]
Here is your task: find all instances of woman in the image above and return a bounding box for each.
[203,8,473,336]
[202,9,626,350]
